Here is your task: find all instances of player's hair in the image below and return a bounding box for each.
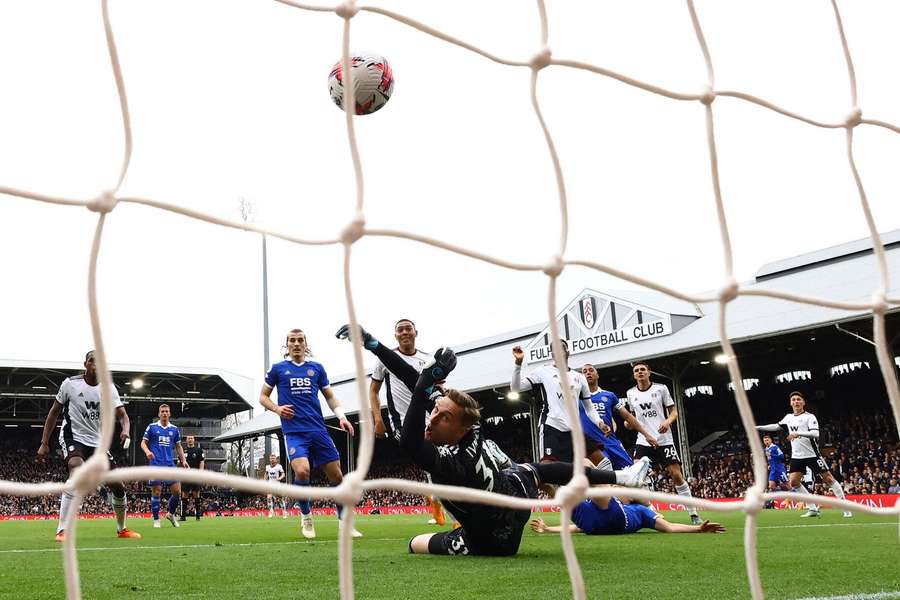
[284,328,313,358]
[582,362,597,372]
[159,403,170,410]
[550,339,569,357]
[633,361,650,371]
[394,318,416,330]
[84,350,95,361]
[761,433,772,440]
[789,391,806,402]
[445,388,480,427]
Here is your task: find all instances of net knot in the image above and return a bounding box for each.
[69,453,109,496]
[743,487,764,516]
[719,278,739,302]
[844,107,862,128]
[334,1,358,19]
[333,472,364,507]
[699,86,716,106]
[871,291,888,315]
[87,190,119,214]
[542,255,564,277]
[340,214,365,245]
[530,48,552,71]
[555,475,587,510]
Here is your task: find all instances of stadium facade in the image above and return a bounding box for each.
[0,360,254,471]
[218,231,900,476]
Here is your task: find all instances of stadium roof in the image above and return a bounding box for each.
[216,230,900,442]
[0,359,254,424]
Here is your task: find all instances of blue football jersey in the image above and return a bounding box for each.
[578,401,606,443]
[766,443,786,468]
[142,422,181,466]
[591,389,620,429]
[573,498,659,535]
[264,360,330,434]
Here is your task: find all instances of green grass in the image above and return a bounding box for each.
[0,510,897,600]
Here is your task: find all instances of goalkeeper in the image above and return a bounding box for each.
[336,325,651,556]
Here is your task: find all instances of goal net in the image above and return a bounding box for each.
[1,1,898,599]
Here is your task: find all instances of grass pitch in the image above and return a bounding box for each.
[0,510,897,599]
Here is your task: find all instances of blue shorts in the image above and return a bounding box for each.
[149,462,179,487]
[768,467,788,484]
[601,437,633,470]
[285,430,340,469]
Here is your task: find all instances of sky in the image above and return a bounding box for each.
[1,1,899,410]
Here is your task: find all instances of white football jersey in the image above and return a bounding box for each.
[625,383,675,447]
[56,375,123,448]
[265,463,285,481]
[778,412,820,459]
[372,348,432,432]
[520,365,592,432]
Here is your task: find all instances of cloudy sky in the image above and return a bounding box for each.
[1,1,899,408]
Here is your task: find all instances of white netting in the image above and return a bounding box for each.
[1,1,899,599]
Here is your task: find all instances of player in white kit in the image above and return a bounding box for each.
[756,391,851,518]
[36,351,141,541]
[511,340,604,469]
[264,454,288,518]
[364,319,446,525]
[625,362,700,524]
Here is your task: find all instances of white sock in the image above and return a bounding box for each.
[793,485,818,511]
[596,457,613,472]
[830,480,846,501]
[58,492,76,534]
[675,482,698,516]
[112,494,127,532]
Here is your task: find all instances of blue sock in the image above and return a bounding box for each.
[168,494,180,516]
[295,480,311,515]
[331,483,343,519]
[151,495,160,520]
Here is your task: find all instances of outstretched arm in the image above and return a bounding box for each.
[530,518,581,535]
[336,324,419,391]
[755,424,781,432]
[510,346,533,392]
[654,517,725,534]
[616,406,659,448]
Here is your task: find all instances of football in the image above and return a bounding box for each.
[328,53,394,115]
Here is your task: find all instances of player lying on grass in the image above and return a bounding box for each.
[336,324,651,556]
[529,461,725,536]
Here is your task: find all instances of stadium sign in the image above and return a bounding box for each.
[523,289,675,364]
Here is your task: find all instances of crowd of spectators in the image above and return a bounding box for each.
[656,408,899,499]
[2,409,897,517]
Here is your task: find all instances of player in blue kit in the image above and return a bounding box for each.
[141,404,188,528]
[530,460,724,536]
[259,328,360,539]
[581,364,656,469]
[530,495,724,536]
[577,398,608,467]
[763,433,789,492]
